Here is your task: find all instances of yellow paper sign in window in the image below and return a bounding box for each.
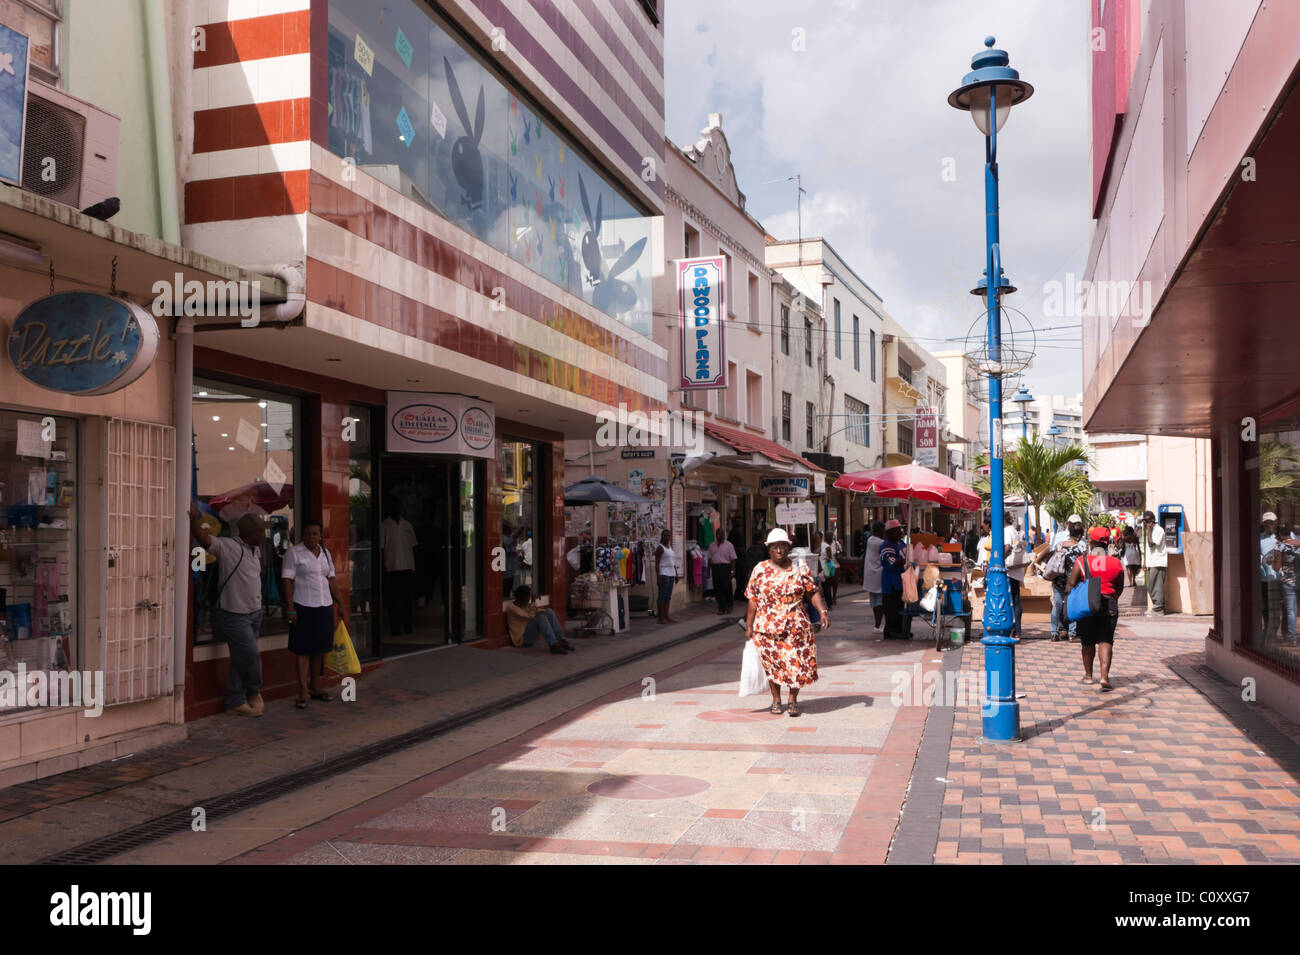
[353,34,375,76]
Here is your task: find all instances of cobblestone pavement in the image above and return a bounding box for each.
[931,616,1300,864]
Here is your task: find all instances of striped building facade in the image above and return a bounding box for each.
[178,0,667,714]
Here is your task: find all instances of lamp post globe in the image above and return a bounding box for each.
[950,36,1033,742]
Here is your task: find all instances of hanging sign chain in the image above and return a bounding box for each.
[49,261,55,296]
[110,256,118,296]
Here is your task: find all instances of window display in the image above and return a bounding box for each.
[326,0,653,335]
[1250,419,1300,666]
[0,408,77,694]
[192,380,299,642]
[500,439,539,595]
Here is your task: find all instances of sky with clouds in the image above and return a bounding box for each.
[664,0,1091,402]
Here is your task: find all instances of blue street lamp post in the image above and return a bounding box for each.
[1012,383,1034,540]
[949,36,1034,742]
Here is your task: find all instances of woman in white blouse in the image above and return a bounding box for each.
[282,520,344,709]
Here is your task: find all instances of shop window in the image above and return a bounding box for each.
[833,298,841,358]
[347,404,377,660]
[0,0,61,86]
[0,408,77,697]
[500,438,541,598]
[746,371,762,427]
[845,395,869,446]
[1249,419,1300,667]
[326,0,653,335]
[191,380,301,643]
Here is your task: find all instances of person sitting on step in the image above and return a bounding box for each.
[505,585,574,654]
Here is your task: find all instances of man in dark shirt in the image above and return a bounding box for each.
[1051,516,1085,641]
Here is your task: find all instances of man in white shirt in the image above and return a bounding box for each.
[863,521,886,631]
[1142,510,1168,614]
[190,505,267,717]
[380,502,419,635]
[1003,514,1027,638]
[706,535,737,614]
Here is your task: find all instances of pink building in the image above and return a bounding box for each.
[1083,0,1300,717]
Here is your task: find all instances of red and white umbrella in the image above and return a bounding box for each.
[834,464,981,511]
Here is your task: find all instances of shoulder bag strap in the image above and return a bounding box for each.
[215,543,246,604]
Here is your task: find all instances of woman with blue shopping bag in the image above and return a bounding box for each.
[1066,526,1126,690]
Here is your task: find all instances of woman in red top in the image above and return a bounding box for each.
[1067,526,1126,690]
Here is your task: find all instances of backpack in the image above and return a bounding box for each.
[1041,547,1068,582]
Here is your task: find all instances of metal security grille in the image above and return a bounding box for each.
[104,418,175,705]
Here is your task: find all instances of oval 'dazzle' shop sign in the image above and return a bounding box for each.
[392,403,458,444]
[8,292,160,395]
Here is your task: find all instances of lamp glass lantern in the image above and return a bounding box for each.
[947,37,1035,135]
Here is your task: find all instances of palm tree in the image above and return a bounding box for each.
[1003,437,1093,534]
[1260,438,1300,511]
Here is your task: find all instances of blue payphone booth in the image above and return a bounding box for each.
[1157,504,1184,555]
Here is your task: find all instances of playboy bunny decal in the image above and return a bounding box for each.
[443,56,485,212]
[578,174,647,318]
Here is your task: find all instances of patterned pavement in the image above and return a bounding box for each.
[235,608,939,865]
[934,617,1300,864]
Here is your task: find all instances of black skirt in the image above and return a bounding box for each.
[288,603,335,655]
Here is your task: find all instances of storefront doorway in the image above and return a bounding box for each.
[378,455,479,653]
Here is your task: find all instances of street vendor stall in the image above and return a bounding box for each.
[834,465,981,646]
[563,476,651,634]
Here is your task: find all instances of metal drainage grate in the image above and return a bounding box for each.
[38,619,735,864]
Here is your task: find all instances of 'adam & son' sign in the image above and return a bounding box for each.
[677,256,726,390]
[8,292,160,395]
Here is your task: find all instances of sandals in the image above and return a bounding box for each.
[787,701,802,718]
[769,701,783,714]
[295,698,308,709]
[310,691,333,702]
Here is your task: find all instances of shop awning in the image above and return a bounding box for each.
[700,422,824,476]
[0,184,287,308]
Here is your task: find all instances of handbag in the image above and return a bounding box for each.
[1042,547,1067,581]
[739,640,767,696]
[901,566,919,604]
[324,619,362,676]
[1007,537,1029,568]
[1066,555,1104,622]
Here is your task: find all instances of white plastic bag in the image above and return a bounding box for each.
[919,585,939,613]
[739,640,768,696]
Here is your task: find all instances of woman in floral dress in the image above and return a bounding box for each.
[744,528,830,717]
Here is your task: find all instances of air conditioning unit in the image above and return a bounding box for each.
[20,79,120,210]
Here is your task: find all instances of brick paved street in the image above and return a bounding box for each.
[930,616,1300,864]
[3,589,1295,866]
